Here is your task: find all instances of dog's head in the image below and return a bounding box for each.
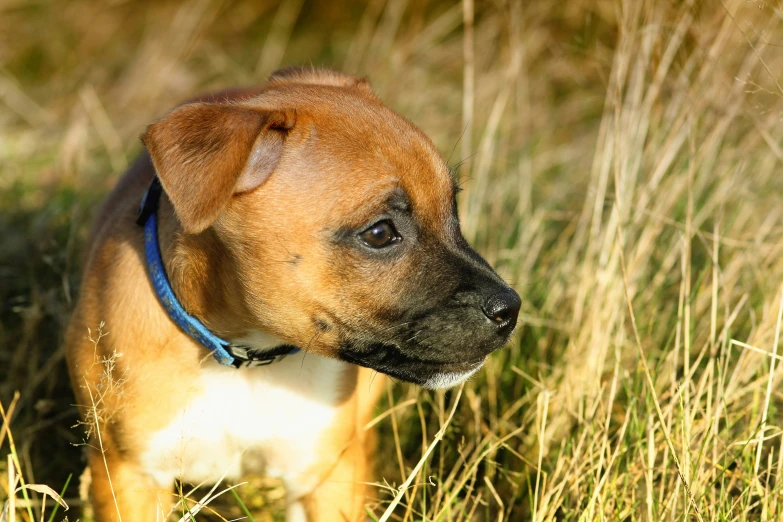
[143,67,520,388]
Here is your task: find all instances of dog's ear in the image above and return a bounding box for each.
[142,103,295,234]
[268,66,374,95]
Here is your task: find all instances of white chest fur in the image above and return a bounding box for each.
[139,349,348,498]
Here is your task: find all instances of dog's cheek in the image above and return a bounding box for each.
[211,224,323,348]
[320,244,457,330]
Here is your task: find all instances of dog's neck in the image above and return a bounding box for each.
[155,194,268,345]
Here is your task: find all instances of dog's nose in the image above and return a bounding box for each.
[481,289,521,334]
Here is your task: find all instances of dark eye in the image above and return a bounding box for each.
[359,220,400,248]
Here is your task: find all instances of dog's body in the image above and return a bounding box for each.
[66,68,520,521]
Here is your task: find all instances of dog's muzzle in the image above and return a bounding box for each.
[338,280,521,388]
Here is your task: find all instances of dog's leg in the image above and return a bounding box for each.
[87,450,171,522]
[292,436,370,522]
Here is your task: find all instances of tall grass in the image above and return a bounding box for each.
[2,0,783,520]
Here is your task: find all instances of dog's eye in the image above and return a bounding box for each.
[359,220,400,248]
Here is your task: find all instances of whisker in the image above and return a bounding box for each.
[299,329,323,373]
[446,121,471,166]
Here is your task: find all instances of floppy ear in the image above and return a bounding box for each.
[268,66,374,96]
[142,103,295,234]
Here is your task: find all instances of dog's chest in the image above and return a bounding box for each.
[140,353,347,491]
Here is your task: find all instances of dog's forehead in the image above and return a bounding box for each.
[256,86,454,226]
[315,110,453,227]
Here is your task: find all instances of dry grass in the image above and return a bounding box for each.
[2,0,783,520]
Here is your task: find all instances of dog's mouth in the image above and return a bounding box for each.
[337,342,485,389]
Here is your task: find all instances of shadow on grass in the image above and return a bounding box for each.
[0,180,104,504]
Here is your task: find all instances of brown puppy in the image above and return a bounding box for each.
[65,67,520,522]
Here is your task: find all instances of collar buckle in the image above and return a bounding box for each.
[225,344,296,369]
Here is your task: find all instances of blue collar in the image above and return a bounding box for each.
[136,177,299,368]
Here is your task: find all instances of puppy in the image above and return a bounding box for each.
[65,67,520,522]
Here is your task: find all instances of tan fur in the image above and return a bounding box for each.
[66,68,455,521]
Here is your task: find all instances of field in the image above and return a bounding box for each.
[2,0,783,520]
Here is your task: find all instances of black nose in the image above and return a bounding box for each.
[482,290,521,333]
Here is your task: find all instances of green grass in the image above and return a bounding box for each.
[3,0,783,520]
